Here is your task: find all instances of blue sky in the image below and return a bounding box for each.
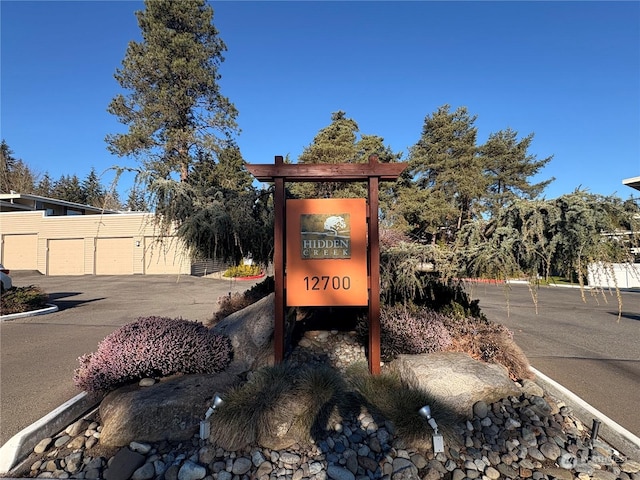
[2,1,639,201]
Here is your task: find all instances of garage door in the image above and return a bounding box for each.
[96,238,134,275]
[48,239,84,275]
[2,234,38,270]
[144,237,186,274]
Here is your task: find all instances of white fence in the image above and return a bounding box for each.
[587,262,640,288]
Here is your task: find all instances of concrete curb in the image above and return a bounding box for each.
[532,366,640,460]
[0,392,102,475]
[0,304,58,322]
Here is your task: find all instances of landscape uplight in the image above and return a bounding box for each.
[205,394,224,419]
[419,405,439,434]
[419,405,445,453]
[200,394,224,440]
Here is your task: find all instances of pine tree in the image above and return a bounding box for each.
[82,168,105,207]
[53,175,85,204]
[0,140,37,194]
[480,128,554,215]
[106,0,238,183]
[35,173,54,197]
[105,0,270,262]
[400,105,484,242]
[290,111,401,199]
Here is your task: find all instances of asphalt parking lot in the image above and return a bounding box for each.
[0,271,261,446]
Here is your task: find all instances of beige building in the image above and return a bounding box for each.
[0,193,191,276]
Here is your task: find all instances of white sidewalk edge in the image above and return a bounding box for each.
[0,304,58,322]
[531,366,640,460]
[0,392,101,475]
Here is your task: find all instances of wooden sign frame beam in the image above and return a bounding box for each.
[246,155,407,374]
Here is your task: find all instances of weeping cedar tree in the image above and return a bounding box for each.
[454,191,639,287]
[105,0,270,263]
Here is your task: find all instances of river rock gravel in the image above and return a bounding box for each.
[14,330,640,480]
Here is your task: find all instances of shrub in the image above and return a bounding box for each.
[358,305,453,361]
[0,285,48,315]
[73,316,232,394]
[442,315,532,381]
[210,275,275,325]
[223,264,262,278]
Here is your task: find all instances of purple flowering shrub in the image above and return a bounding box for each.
[373,305,453,360]
[74,316,232,394]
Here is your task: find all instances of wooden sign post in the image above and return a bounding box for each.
[246,155,407,374]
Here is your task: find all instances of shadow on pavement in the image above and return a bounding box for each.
[608,311,640,321]
[47,292,105,311]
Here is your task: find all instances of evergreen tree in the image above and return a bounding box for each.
[0,140,16,192]
[290,111,360,199]
[0,140,37,193]
[125,187,148,211]
[35,173,54,197]
[399,105,484,242]
[106,0,238,183]
[82,168,105,207]
[290,111,402,199]
[480,128,554,215]
[53,175,85,204]
[106,0,269,263]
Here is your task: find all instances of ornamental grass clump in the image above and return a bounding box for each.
[74,316,232,394]
[209,363,354,451]
[346,363,458,445]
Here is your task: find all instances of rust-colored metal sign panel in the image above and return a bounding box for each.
[286,198,368,306]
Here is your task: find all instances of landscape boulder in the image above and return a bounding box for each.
[213,293,294,374]
[99,373,239,447]
[392,352,522,418]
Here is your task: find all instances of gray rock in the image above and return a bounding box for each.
[103,448,146,480]
[131,462,155,480]
[54,435,71,447]
[256,461,273,478]
[520,379,545,397]
[327,465,356,480]
[528,447,546,462]
[392,352,522,418]
[539,441,561,460]
[34,437,53,454]
[391,457,418,480]
[473,401,489,419]
[309,461,324,475]
[231,457,252,475]
[130,441,152,454]
[217,470,233,480]
[280,452,302,465]
[451,469,465,480]
[63,452,83,473]
[251,449,266,467]
[66,419,89,437]
[178,460,207,480]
